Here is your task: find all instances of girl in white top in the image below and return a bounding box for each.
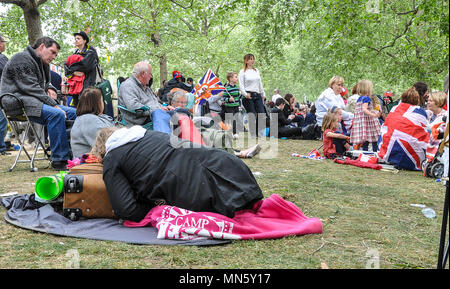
[238,54,266,137]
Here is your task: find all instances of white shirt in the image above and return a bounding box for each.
[272,94,282,102]
[315,87,353,126]
[238,68,265,98]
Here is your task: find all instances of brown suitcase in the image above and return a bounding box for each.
[63,163,116,221]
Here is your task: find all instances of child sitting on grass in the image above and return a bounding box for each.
[328,106,349,136]
[322,112,351,159]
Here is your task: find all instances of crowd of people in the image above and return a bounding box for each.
[0,32,448,221]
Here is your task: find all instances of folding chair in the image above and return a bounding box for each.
[116,105,153,130]
[0,93,51,172]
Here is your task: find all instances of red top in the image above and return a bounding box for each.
[322,129,336,158]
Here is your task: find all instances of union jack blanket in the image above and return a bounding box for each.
[377,102,430,170]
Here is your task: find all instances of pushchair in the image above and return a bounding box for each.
[422,119,447,179]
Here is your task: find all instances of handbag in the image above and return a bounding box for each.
[95,63,112,103]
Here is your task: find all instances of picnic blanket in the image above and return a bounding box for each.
[334,158,383,170]
[124,194,323,241]
[1,194,230,246]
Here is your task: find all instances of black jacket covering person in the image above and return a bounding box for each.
[102,130,263,222]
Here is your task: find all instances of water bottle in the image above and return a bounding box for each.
[422,208,436,219]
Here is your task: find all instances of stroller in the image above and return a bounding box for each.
[422,118,447,179]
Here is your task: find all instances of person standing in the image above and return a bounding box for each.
[63,31,99,107]
[238,54,266,138]
[0,34,10,155]
[0,37,77,169]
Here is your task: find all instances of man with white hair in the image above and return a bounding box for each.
[118,61,174,132]
[271,88,282,103]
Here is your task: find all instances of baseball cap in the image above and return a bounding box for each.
[172,70,182,79]
[340,87,348,96]
[384,91,393,97]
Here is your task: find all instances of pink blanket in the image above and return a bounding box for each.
[124,194,323,240]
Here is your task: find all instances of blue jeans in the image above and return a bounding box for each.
[0,110,7,152]
[29,104,77,161]
[152,109,171,135]
[242,92,266,137]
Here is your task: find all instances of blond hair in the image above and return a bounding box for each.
[321,113,338,131]
[356,80,373,96]
[328,75,344,88]
[429,91,447,108]
[89,127,120,162]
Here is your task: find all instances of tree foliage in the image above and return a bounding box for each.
[0,0,448,100]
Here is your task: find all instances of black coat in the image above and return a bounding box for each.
[102,130,263,222]
[161,78,192,102]
[64,45,99,91]
[272,107,292,128]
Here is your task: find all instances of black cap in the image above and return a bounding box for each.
[73,31,89,43]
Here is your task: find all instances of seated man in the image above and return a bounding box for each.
[272,98,302,138]
[0,37,76,170]
[118,61,175,133]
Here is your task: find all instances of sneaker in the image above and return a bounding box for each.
[233,134,239,140]
[245,144,262,158]
[51,160,68,171]
[0,151,11,156]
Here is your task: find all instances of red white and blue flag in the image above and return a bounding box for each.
[191,69,225,107]
[377,102,430,170]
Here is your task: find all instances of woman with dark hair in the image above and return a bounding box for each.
[63,31,100,107]
[238,54,266,138]
[70,87,114,158]
[283,93,303,127]
[413,81,429,108]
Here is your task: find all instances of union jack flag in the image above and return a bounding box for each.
[191,69,225,107]
[377,102,430,170]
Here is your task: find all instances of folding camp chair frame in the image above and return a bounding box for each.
[116,105,153,130]
[0,94,51,172]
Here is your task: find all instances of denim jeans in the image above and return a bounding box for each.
[242,92,266,137]
[0,110,7,152]
[152,109,171,135]
[29,104,77,161]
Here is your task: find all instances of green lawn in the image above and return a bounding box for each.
[0,137,445,269]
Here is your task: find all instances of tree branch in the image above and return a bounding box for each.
[167,0,193,9]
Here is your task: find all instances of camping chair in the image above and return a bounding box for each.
[0,93,51,172]
[116,105,153,130]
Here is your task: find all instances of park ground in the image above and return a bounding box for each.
[0,136,445,269]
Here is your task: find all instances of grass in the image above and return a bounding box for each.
[0,137,445,269]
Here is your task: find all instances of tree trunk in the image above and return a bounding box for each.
[159,54,167,83]
[22,1,44,45]
[23,7,43,45]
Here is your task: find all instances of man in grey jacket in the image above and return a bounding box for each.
[118,61,174,133]
[0,37,76,170]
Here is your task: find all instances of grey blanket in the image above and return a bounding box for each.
[1,194,230,246]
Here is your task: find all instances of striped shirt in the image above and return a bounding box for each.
[222,83,243,107]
